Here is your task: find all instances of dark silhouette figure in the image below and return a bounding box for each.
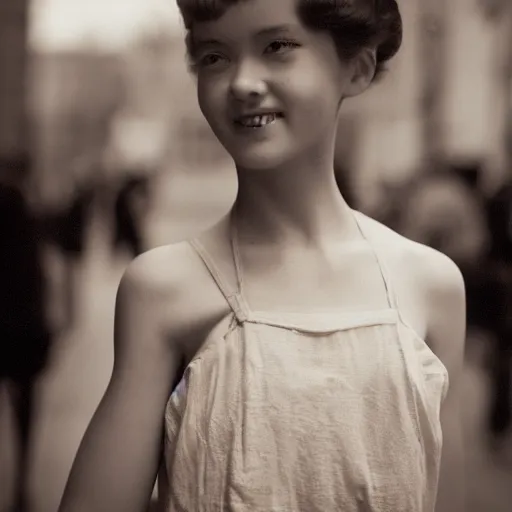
[113,175,149,259]
[483,180,512,440]
[44,181,95,331]
[0,181,52,512]
[53,183,95,259]
[393,161,512,443]
[452,165,512,441]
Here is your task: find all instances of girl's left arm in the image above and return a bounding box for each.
[423,251,467,512]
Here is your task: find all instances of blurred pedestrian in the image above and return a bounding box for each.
[483,178,512,444]
[394,162,512,446]
[0,170,52,512]
[46,179,95,331]
[113,173,151,259]
[398,165,489,269]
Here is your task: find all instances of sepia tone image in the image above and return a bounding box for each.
[1,0,512,511]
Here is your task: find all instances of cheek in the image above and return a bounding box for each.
[197,81,224,128]
[197,86,213,123]
[284,75,340,133]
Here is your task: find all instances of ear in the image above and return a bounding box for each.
[343,48,377,98]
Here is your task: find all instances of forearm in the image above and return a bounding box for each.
[58,395,162,512]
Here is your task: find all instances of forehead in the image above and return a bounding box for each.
[191,0,304,44]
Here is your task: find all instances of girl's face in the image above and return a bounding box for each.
[192,0,363,171]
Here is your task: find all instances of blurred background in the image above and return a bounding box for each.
[0,0,512,511]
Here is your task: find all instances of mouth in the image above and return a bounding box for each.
[234,112,285,129]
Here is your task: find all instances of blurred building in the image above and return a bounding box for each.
[0,0,30,176]
[29,51,124,209]
[25,0,512,214]
[343,0,512,209]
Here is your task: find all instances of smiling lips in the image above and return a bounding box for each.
[235,112,284,128]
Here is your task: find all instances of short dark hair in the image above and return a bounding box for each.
[176,0,403,81]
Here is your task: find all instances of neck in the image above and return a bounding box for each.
[233,151,357,248]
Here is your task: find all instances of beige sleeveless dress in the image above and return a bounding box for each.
[162,211,449,511]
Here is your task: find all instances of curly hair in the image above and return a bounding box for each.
[176,0,403,81]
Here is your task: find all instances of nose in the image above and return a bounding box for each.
[229,59,267,102]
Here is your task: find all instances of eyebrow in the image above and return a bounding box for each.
[255,24,296,37]
[193,24,297,50]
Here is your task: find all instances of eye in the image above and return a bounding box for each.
[198,53,226,68]
[264,40,300,55]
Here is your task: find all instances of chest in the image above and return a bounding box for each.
[239,246,392,313]
[166,240,429,368]
[165,322,442,512]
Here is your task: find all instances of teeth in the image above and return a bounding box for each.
[239,113,278,127]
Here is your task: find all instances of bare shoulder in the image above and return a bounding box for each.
[356,211,465,298]
[115,242,201,353]
[118,225,233,361]
[407,240,466,365]
[118,238,218,318]
[120,216,229,294]
[357,212,466,357]
[121,241,197,294]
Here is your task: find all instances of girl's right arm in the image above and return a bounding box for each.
[58,253,183,512]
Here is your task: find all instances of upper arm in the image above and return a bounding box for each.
[111,255,181,399]
[59,249,184,512]
[422,249,466,512]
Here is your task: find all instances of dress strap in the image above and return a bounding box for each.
[229,210,254,317]
[188,238,249,323]
[350,209,399,311]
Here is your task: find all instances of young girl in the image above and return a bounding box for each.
[59,1,465,511]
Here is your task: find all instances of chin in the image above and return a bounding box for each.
[229,143,295,172]
[233,152,288,171]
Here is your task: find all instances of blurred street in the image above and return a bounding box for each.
[0,170,234,512]
[1,183,511,512]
